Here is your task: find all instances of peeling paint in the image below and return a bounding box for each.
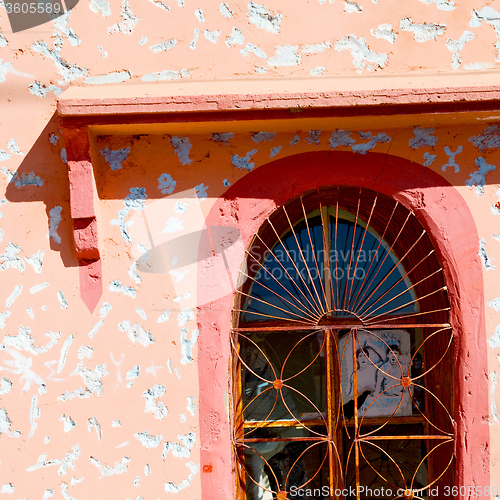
[164,461,199,493]
[59,414,76,432]
[108,0,140,34]
[58,334,74,373]
[57,291,68,309]
[85,71,132,84]
[470,125,500,152]
[194,183,208,201]
[446,31,475,69]
[58,362,109,401]
[470,7,500,61]
[150,39,177,53]
[77,345,94,360]
[0,243,25,272]
[335,36,387,71]
[89,455,131,478]
[219,2,232,17]
[423,152,436,166]
[162,432,195,458]
[101,147,131,171]
[89,0,111,16]
[157,310,171,323]
[157,173,177,195]
[441,145,462,173]
[232,149,258,170]
[0,378,12,395]
[88,417,102,441]
[30,282,50,294]
[409,126,438,149]
[306,130,321,145]
[15,172,43,188]
[212,132,233,144]
[0,484,14,494]
[399,18,447,43]
[27,445,81,475]
[170,136,193,165]
[479,238,496,270]
[371,24,397,43]
[186,396,196,416]
[465,157,495,195]
[204,29,221,44]
[180,327,199,364]
[29,394,40,437]
[163,217,184,234]
[135,430,163,448]
[0,408,21,438]
[344,0,362,13]
[28,81,62,98]
[26,250,44,274]
[2,326,60,355]
[143,384,168,420]
[418,0,455,10]
[119,320,155,346]
[48,206,62,244]
[148,0,170,10]
[240,43,267,58]
[226,27,244,47]
[268,45,301,67]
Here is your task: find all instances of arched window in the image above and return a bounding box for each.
[231,186,453,500]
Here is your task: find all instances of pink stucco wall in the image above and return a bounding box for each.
[2,1,500,498]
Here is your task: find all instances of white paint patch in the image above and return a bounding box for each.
[170,136,192,165]
[446,31,475,69]
[189,28,199,50]
[43,489,53,499]
[108,0,140,34]
[15,172,43,188]
[158,173,176,195]
[353,133,391,153]
[0,378,12,394]
[2,348,45,393]
[143,68,190,82]
[418,0,455,10]
[470,7,500,62]
[2,326,60,355]
[306,130,321,145]
[329,130,356,148]
[173,201,188,213]
[135,430,163,448]
[134,476,140,487]
[194,8,205,22]
[0,311,11,329]
[88,319,104,339]
[310,66,325,76]
[89,456,131,478]
[30,283,50,294]
[70,477,83,487]
[226,27,244,47]
[163,217,184,234]
[77,345,94,360]
[344,0,362,13]
[247,1,281,33]
[470,125,500,152]
[441,145,462,173]
[270,146,282,157]
[164,461,199,493]
[90,0,111,16]
[187,396,196,416]
[290,134,300,146]
[26,307,35,319]
[465,157,495,195]
[423,152,436,166]
[204,29,221,44]
[232,149,258,171]
[29,81,62,98]
[49,134,59,145]
[25,250,44,274]
[150,39,177,53]
[0,243,26,272]
[157,310,170,323]
[178,309,194,327]
[112,419,121,427]
[180,413,186,422]
[335,36,387,71]
[29,394,40,437]
[0,484,14,493]
[61,148,67,164]
[0,32,7,48]
[180,327,199,364]
[0,60,13,83]
[240,43,267,58]
[252,132,276,143]
[268,45,301,67]
[143,384,168,420]
[371,24,397,43]
[464,62,495,71]
[491,371,500,423]
[54,12,81,46]
[115,441,129,448]
[479,238,496,270]
[48,206,62,244]
[145,463,151,475]
[126,365,140,387]
[85,70,131,84]
[100,302,112,317]
[101,147,130,171]
[162,432,195,458]
[194,183,208,201]
[109,280,137,298]
[167,359,173,374]
[399,17,446,42]
[301,41,331,54]
[58,362,109,401]
[27,445,81,474]
[57,291,68,310]
[139,36,148,45]
[57,334,74,373]
[119,320,155,346]
[59,414,76,432]
[219,2,232,17]
[409,126,438,149]
[135,307,147,320]
[489,297,500,312]
[88,416,102,441]
[0,408,21,438]
[8,139,24,155]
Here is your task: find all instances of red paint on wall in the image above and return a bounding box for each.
[198,151,489,499]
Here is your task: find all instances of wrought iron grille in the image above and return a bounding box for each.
[231,187,454,500]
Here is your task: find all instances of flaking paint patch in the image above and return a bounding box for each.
[108,0,140,34]
[306,130,321,145]
[194,8,205,23]
[240,43,267,58]
[204,30,221,44]
[15,172,43,188]
[5,285,21,309]
[150,39,177,53]
[301,41,330,53]
[142,384,168,420]
[27,445,81,474]
[163,217,184,234]
[135,430,163,448]
[470,7,500,61]
[26,250,44,274]
[48,206,62,244]
[85,71,131,84]
[194,183,208,201]
[162,432,195,458]
[30,282,50,294]
[470,125,500,152]
[267,45,301,67]
[418,0,455,10]
[211,132,233,145]
[2,348,46,393]
[232,149,257,170]
[58,362,109,401]
[109,280,137,297]
[226,27,244,47]
[8,139,24,155]
[0,378,12,394]
[0,310,11,329]
[29,81,62,98]
[446,31,475,69]
[57,291,68,309]
[247,1,281,33]
[489,297,500,311]
[89,455,131,478]
[252,131,276,143]
[0,243,25,272]
[29,394,40,437]
[158,173,176,195]
[89,0,111,16]
[157,310,170,323]
[180,327,199,364]
[344,0,362,13]
[0,484,14,493]
[59,414,76,432]
[399,18,447,42]
[77,345,93,360]
[88,417,102,441]
[479,238,496,270]
[409,127,438,149]
[335,36,387,71]
[465,157,495,195]
[164,462,199,493]
[423,152,436,166]
[57,334,74,373]
[371,24,397,43]
[219,2,232,17]
[170,136,193,165]
[149,0,170,10]
[101,147,131,171]
[190,29,199,49]
[186,396,196,416]
[441,145,462,173]
[119,320,155,346]
[491,371,500,424]
[0,408,21,438]
[143,69,190,82]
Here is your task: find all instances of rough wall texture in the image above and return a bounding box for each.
[2,1,500,499]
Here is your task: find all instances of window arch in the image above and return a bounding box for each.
[197,151,488,500]
[231,186,453,500]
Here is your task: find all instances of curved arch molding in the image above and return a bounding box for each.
[198,150,489,499]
